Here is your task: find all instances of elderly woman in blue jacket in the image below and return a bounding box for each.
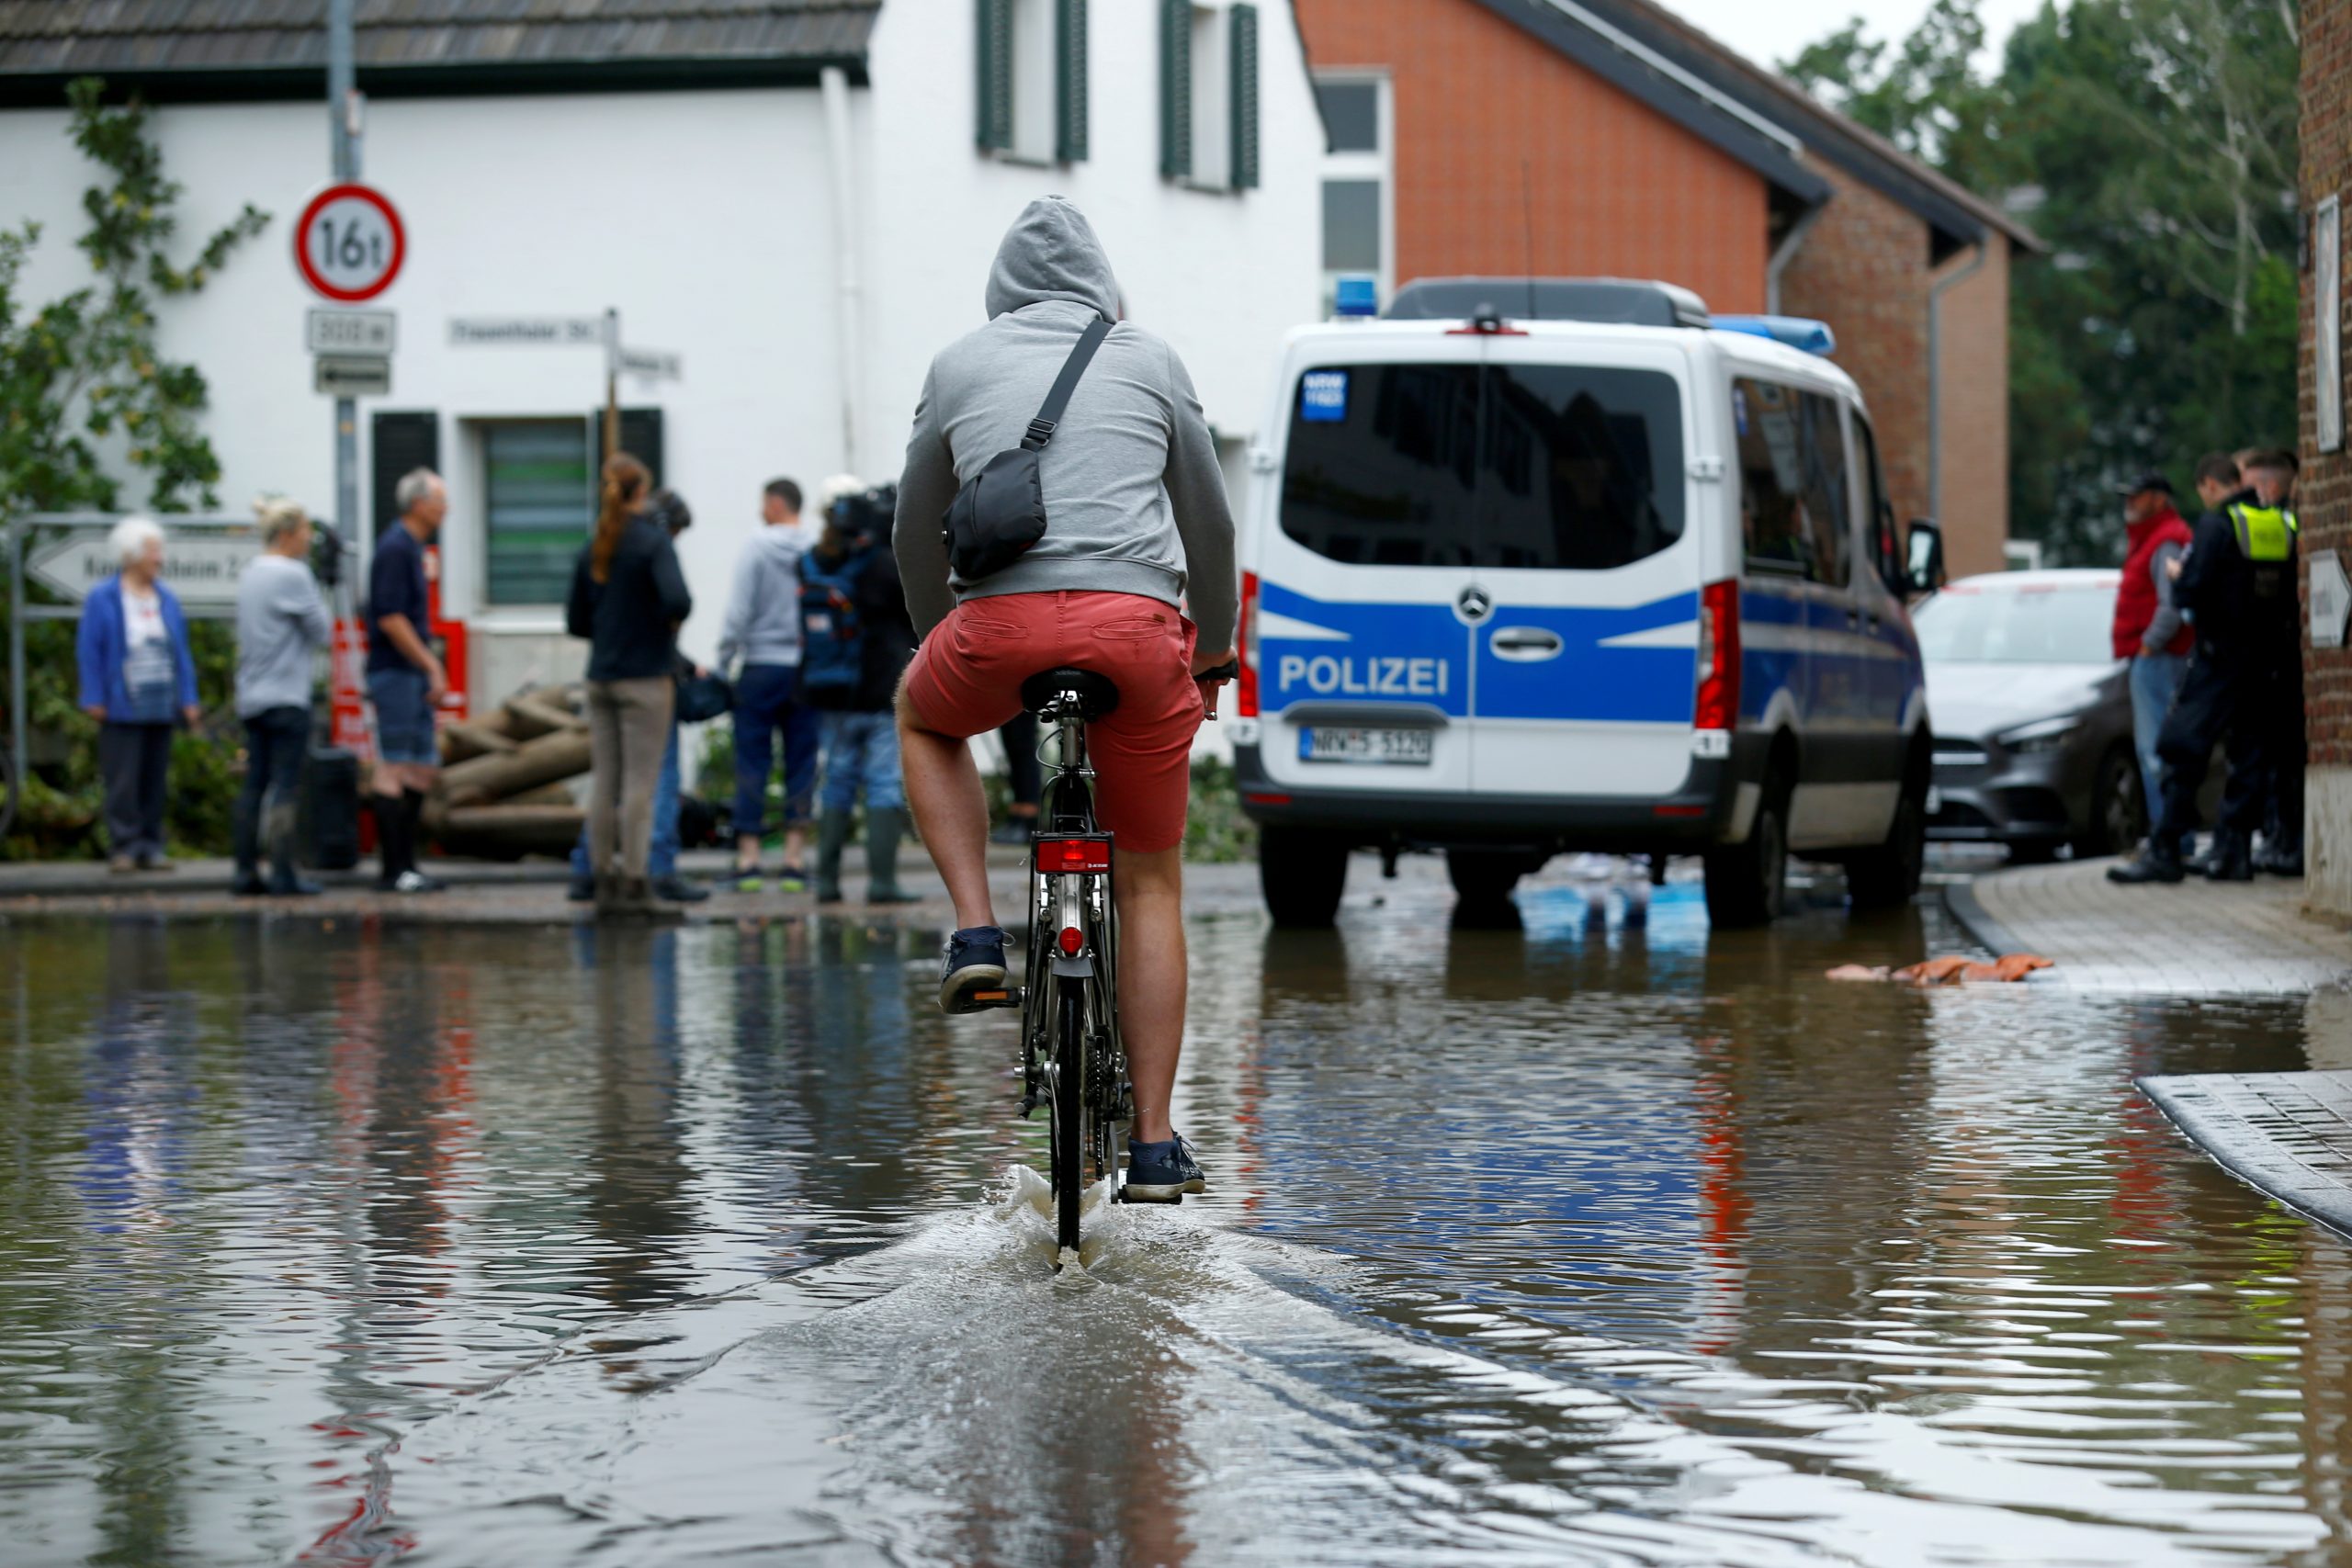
[75,517,200,872]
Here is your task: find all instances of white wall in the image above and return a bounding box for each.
[0,3,1322,702]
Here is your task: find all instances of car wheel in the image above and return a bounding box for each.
[1848,772,1926,909]
[1704,772,1789,928]
[1259,825,1350,929]
[2074,746,2145,860]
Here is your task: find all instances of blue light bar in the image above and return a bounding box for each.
[1713,314,1837,356]
[1333,275,1379,318]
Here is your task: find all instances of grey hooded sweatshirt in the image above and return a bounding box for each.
[716,525,804,671]
[893,198,1238,653]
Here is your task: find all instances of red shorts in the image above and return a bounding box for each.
[901,592,1202,853]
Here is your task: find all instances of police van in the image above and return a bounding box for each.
[1227,278,1935,928]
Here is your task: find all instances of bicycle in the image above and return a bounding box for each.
[997,660,1235,1256]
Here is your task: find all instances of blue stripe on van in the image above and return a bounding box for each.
[1258,581,1470,716]
[1738,581,1805,726]
[1474,592,1699,724]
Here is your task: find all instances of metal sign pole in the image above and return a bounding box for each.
[603,306,621,460]
[329,0,360,570]
[7,522,25,837]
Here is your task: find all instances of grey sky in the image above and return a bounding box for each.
[1668,0,2046,77]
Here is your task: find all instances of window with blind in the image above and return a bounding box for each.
[483,421,593,606]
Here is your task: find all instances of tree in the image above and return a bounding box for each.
[0,78,268,856]
[1782,0,2299,564]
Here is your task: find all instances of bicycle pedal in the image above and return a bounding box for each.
[969,986,1024,1010]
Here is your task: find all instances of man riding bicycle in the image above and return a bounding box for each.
[892,197,1237,1203]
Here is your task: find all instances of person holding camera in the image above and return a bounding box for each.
[802,475,920,904]
[231,497,333,896]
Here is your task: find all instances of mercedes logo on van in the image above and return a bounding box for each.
[1456,585,1494,623]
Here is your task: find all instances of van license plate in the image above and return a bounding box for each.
[1299,727,1433,765]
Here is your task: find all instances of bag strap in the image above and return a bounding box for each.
[1021,317,1113,452]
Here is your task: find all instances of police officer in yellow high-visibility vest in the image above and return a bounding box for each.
[2240,449,2305,874]
[2110,449,2300,884]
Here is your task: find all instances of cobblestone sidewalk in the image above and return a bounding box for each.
[1950,858,2352,996]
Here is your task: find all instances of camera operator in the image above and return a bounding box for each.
[801,475,919,904]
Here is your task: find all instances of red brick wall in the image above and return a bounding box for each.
[1295,0,1771,311]
[1778,166,1934,560]
[2307,0,2352,772]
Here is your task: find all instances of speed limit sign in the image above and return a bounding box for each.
[293,184,405,303]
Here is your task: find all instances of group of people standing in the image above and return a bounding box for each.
[2109,446,2304,885]
[565,461,920,916]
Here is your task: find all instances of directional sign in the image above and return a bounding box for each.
[294,183,405,303]
[449,316,604,346]
[2313,549,2351,649]
[314,355,391,397]
[621,347,683,381]
[28,530,260,610]
[307,307,395,355]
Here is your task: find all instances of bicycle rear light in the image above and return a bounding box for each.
[1035,837,1112,874]
[1057,925,1084,956]
[1694,578,1741,732]
[1238,570,1261,719]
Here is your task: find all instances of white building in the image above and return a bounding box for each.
[0,0,1323,708]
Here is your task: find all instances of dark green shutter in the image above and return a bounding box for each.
[976,0,1012,152]
[594,407,665,488]
[1228,4,1259,190]
[370,412,438,540]
[1159,0,1191,180]
[1056,0,1088,163]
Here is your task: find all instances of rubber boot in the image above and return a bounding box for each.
[813,810,853,905]
[865,806,922,904]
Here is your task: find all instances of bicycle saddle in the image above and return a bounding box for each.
[1020,667,1121,720]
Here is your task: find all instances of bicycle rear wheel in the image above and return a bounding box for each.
[1051,976,1086,1253]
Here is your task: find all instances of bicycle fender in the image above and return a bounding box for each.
[1050,953,1096,979]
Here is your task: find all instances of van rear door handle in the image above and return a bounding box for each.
[1490,626,1564,661]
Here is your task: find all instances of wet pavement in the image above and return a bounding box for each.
[0,868,2340,1566]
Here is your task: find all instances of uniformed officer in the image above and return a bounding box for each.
[2109,450,2299,884]
[2241,449,2305,875]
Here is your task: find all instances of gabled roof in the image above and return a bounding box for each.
[0,1,879,106]
[1467,0,2041,254]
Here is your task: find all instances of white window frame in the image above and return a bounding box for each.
[1314,70,1394,316]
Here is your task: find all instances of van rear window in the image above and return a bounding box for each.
[1280,364,1684,570]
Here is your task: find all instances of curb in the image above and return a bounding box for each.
[2140,1071,2352,1242]
[1942,874,2030,957]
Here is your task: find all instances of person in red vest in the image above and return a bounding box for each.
[2111,469,2196,863]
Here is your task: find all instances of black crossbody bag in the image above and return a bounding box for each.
[941,316,1113,581]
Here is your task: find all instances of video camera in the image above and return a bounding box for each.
[828,482,898,548]
[311,524,349,589]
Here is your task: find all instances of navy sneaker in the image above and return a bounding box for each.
[938,926,1012,1013]
[1123,1134,1205,1203]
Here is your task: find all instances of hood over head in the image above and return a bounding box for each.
[985,197,1120,321]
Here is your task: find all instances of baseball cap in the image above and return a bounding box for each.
[2114,470,2175,498]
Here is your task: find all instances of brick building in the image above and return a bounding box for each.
[1295,0,2039,580]
[2303,0,2352,918]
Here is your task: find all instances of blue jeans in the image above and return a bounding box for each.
[732,663,820,836]
[571,722,680,880]
[820,710,906,816]
[2130,651,2186,830]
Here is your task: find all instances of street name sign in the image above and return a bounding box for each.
[449,316,604,346]
[621,347,683,381]
[314,355,391,397]
[28,529,259,610]
[294,183,405,303]
[2313,549,2351,649]
[307,307,395,355]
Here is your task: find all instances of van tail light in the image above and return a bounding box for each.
[1035,837,1113,874]
[1238,570,1261,718]
[1693,579,1741,731]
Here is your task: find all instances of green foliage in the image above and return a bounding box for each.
[0,78,269,859]
[1783,0,2299,564]
[1183,754,1257,863]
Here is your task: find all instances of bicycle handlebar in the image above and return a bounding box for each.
[1195,660,1240,721]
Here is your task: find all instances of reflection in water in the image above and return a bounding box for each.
[0,894,2338,1566]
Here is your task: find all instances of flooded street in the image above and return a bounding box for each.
[0,874,2337,1567]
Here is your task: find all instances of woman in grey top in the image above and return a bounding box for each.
[232,498,333,895]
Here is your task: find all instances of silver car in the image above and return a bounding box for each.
[1917,570,2147,862]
